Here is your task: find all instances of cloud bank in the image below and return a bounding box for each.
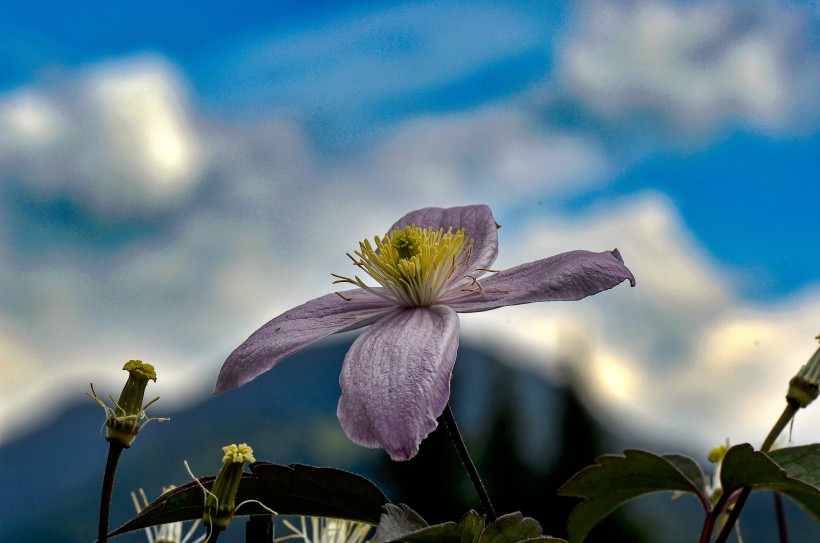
[0,56,204,217]
[556,0,819,139]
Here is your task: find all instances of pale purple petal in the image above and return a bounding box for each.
[443,249,636,313]
[337,305,459,461]
[215,289,396,394]
[389,204,499,274]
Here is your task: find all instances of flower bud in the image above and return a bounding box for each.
[787,341,820,409]
[203,443,255,529]
[89,360,166,447]
[107,360,157,445]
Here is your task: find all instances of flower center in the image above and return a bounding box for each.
[333,225,473,307]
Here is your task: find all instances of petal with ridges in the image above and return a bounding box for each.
[338,305,459,461]
[443,249,635,313]
[389,204,499,275]
[215,289,396,394]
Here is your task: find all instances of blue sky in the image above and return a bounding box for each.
[0,0,818,454]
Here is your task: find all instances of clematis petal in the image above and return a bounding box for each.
[215,289,396,394]
[443,249,635,313]
[337,305,459,461]
[389,204,499,274]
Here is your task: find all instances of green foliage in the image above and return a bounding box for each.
[379,509,483,543]
[770,444,820,488]
[720,443,820,521]
[558,449,708,543]
[558,444,820,543]
[107,457,567,543]
[478,512,565,543]
[372,507,565,543]
[106,462,389,537]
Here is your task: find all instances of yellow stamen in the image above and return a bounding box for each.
[334,224,474,307]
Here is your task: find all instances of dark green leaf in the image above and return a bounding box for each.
[557,449,708,543]
[378,510,484,543]
[720,443,782,494]
[478,512,541,543]
[238,463,389,521]
[478,512,564,543]
[663,454,709,493]
[107,462,389,537]
[720,443,820,521]
[769,444,820,488]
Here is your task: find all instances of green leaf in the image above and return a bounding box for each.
[107,462,389,537]
[373,508,565,543]
[557,449,708,543]
[238,463,389,521]
[377,510,484,543]
[372,504,429,543]
[720,443,820,521]
[663,453,709,492]
[479,512,565,543]
[769,444,820,488]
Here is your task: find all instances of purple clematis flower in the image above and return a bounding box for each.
[215,205,635,460]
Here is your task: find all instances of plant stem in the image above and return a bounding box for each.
[697,509,716,543]
[714,402,799,543]
[205,523,223,542]
[761,402,799,453]
[698,491,730,543]
[774,492,790,543]
[98,441,126,543]
[440,403,497,522]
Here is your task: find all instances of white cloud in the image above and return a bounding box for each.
[0,92,64,147]
[0,317,44,398]
[0,56,205,217]
[86,62,203,198]
[556,0,819,137]
[345,108,611,207]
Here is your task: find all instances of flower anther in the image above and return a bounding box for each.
[333,225,473,307]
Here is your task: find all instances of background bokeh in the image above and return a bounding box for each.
[0,1,818,540]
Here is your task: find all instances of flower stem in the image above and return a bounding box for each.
[698,490,730,543]
[98,441,126,543]
[440,403,497,522]
[761,402,799,453]
[715,402,799,543]
[774,492,790,543]
[205,523,223,542]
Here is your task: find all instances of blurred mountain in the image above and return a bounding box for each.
[1,338,816,542]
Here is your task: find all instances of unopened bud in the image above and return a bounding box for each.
[204,443,255,529]
[787,341,820,409]
[89,360,166,447]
